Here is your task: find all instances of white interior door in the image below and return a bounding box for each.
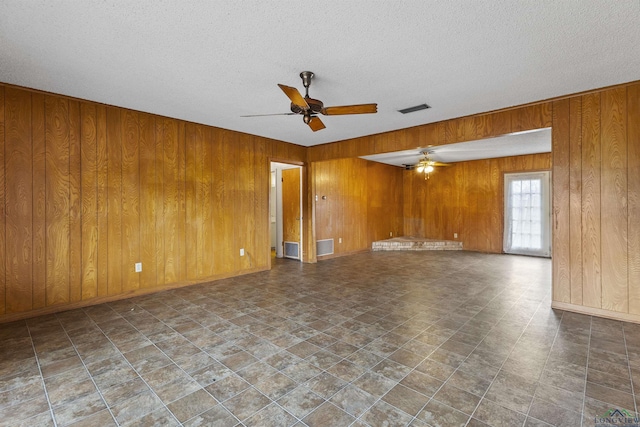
[503,171,551,257]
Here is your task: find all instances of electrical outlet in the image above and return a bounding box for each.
[135,262,142,273]
[454,233,458,239]
[338,238,342,244]
[240,248,245,256]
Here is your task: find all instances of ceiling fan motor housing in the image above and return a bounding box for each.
[290,97,324,115]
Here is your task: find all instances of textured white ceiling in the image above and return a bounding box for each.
[360,128,551,167]
[1,1,639,147]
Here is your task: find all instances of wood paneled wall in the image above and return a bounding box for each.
[403,154,551,253]
[314,158,403,257]
[308,103,551,162]
[552,83,640,321]
[310,80,640,323]
[3,79,640,324]
[0,84,305,321]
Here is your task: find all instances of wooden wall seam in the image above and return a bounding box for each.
[552,99,571,303]
[0,86,5,315]
[628,83,640,315]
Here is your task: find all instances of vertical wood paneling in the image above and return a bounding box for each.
[106,107,122,296]
[628,84,640,314]
[600,88,628,313]
[489,160,502,252]
[211,130,227,274]
[477,161,492,250]
[220,130,235,273]
[68,101,82,302]
[162,118,179,284]
[236,137,255,270]
[569,97,583,305]
[139,113,157,288]
[201,127,215,276]
[315,158,403,256]
[453,164,464,244]
[31,93,46,309]
[185,123,198,279]
[464,163,478,250]
[367,162,403,242]
[552,99,571,303]
[511,104,552,132]
[0,87,4,315]
[121,110,140,292]
[254,139,269,268]
[80,102,98,299]
[5,88,33,313]
[444,120,458,145]
[402,153,550,253]
[4,80,640,325]
[176,122,186,282]
[476,111,511,139]
[0,84,309,320]
[45,95,70,306]
[581,93,602,309]
[96,105,108,297]
[154,119,165,286]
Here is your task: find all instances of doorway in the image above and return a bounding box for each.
[270,162,303,261]
[503,171,551,257]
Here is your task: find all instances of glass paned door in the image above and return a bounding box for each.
[503,172,551,257]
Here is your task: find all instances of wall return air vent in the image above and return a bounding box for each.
[316,239,334,257]
[398,104,430,114]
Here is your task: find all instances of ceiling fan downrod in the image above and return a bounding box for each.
[300,71,314,98]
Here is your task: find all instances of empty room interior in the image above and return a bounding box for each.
[1,2,640,426]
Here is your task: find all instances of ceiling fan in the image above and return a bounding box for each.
[404,150,451,179]
[242,71,377,132]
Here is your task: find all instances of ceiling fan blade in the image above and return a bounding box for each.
[240,113,296,117]
[432,162,451,167]
[307,116,325,132]
[321,103,377,115]
[278,84,309,109]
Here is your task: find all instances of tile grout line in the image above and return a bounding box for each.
[350,257,512,425]
[175,292,351,425]
[91,304,234,426]
[3,252,557,427]
[55,314,131,426]
[119,297,315,425]
[579,316,593,427]
[352,257,543,426]
[251,254,500,425]
[521,309,565,426]
[622,323,638,415]
[26,321,59,427]
[465,281,553,426]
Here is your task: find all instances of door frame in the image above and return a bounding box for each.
[503,170,552,257]
[270,161,303,261]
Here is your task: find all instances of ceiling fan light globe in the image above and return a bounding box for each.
[417,166,425,173]
[425,165,434,173]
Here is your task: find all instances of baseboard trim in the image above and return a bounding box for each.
[0,266,268,324]
[551,301,640,325]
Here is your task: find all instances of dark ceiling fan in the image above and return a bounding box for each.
[242,71,377,132]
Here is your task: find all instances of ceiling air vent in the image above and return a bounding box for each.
[398,104,430,114]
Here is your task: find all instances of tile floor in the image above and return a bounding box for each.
[0,251,638,426]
